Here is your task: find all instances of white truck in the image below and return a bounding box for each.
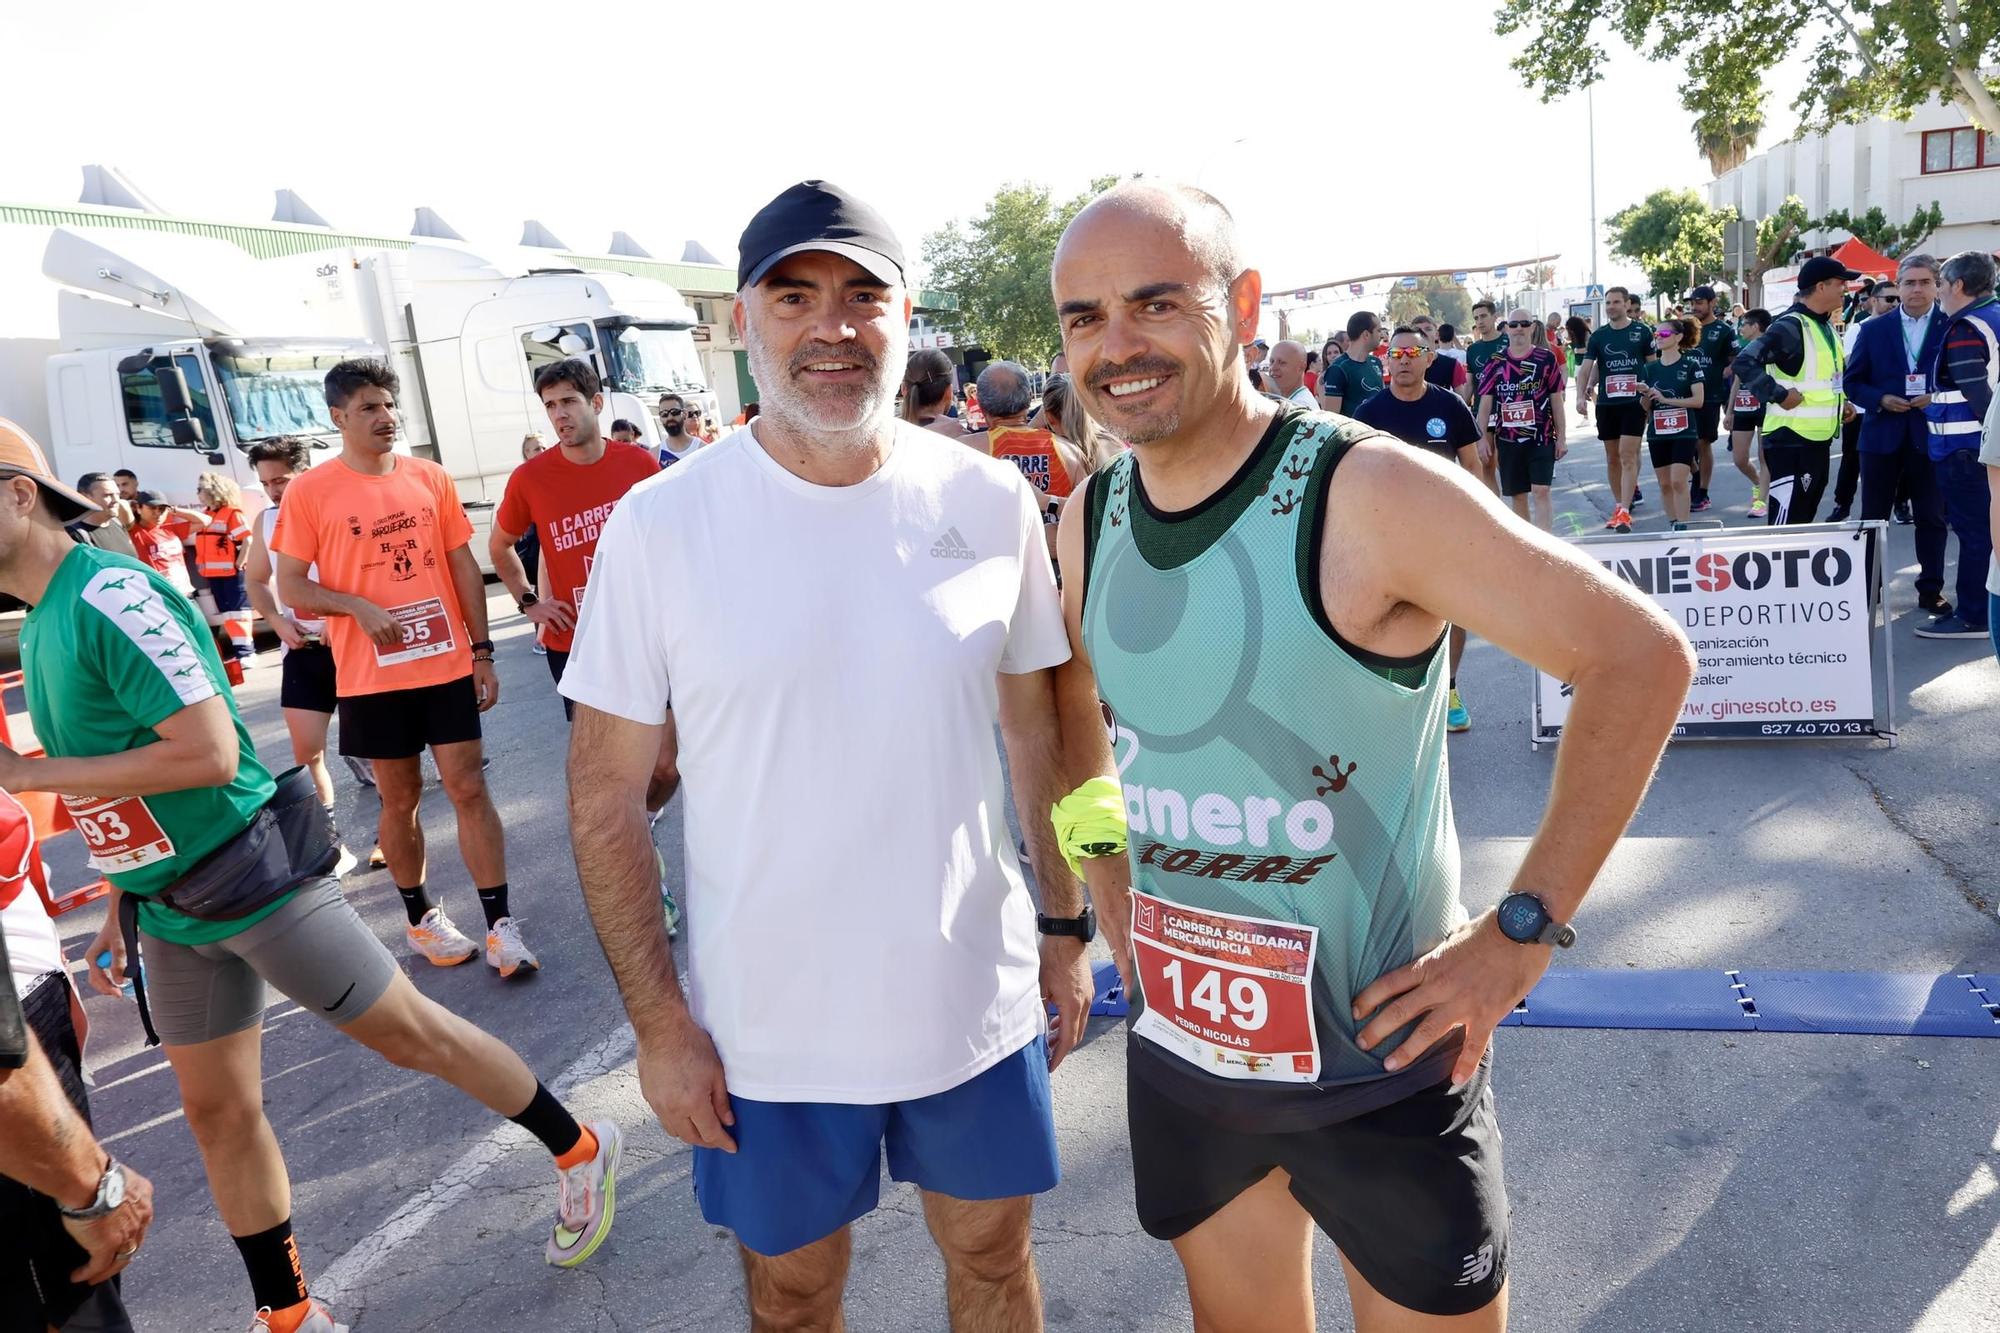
[0,226,711,566]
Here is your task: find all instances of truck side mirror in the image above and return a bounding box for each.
[154,365,208,450]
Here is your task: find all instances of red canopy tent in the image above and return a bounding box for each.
[1829,236,1897,281]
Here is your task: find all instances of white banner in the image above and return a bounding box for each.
[1534,524,1888,742]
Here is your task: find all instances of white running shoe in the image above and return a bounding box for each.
[547,1120,622,1267]
[251,1299,348,1332]
[486,915,541,978]
[332,845,360,878]
[406,906,478,966]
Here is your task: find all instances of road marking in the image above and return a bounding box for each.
[315,1022,636,1304]
[103,1106,186,1145]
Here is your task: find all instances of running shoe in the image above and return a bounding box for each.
[486,916,541,977]
[1826,503,1851,522]
[531,641,548,656]
[1748,487,1767,518]
[1630,488,1644,509]
[1691,495,1712,513]
[1612,506,1633,533]
[251,1299,348,1333]
[548,1119,622,1268]
[333,845,360,878]
[407,906,479,965]
[1603,514,1621,531]
[1893,499,1914,525]
[1914,614,1990,640]
[367,844,386,868]
[1446,689,1471,733]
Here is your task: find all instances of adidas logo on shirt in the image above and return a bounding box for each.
[930,527,977,560]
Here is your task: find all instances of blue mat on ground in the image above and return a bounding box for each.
[1058,968,2000,1035]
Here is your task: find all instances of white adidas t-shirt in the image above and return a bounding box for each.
[560,420,1071,1103]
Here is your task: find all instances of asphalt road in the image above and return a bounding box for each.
[35,427,2000,1332]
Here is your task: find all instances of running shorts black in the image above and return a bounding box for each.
[1649,437,1699,470]
[1496,440,1556,497]
[0,974,134,1333]
[546,647,574,721]
[1127,1052,1508,1318]
[280,642,337,714]
[337,675,481,759]
[1594,400,1645,440]
[1729,404,1765,433]
[1695,401,1724,443]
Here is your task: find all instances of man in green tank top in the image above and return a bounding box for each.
[1048,181,1695,1330]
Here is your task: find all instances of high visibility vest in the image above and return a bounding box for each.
[1762,311,1844,442]
[1926,296,2000,457]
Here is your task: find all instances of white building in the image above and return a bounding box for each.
[1706,97,2000,259]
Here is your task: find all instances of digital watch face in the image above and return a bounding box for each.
[1497,895,1546,943]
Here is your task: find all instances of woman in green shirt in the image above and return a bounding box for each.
[1640,319,1705,524]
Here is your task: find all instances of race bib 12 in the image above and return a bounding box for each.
[1605,373,1639,399]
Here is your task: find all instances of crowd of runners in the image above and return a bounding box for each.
[1,170,1995,1333]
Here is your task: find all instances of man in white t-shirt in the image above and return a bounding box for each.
[561,180,1092,1330]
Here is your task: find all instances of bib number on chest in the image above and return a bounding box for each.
[1652,407,1690,435]
[61,795,175,873]
[375,598,456,666]
[1130,890,1320,1082]
[1498,398,1537,431]
[1733,387,1758,412]
[1605,373,1638,399]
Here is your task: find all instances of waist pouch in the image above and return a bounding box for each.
[121,767,336,1046]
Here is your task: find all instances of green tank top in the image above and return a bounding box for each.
[1082,409,1467,1127]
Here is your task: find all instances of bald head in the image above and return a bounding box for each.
[976,360,1033,421]
[1058,180,1242,297]
[1267,339,1307,397]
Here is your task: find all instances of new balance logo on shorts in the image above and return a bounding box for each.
[930,527,977,560]
[1455,1243,1495,1286]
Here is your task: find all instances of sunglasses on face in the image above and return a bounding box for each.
[1385,347,1425,361]
[661,408,684,416]
[1504,320,1534,329]
[1655,330,1677,340]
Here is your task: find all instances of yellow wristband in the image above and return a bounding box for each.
[1051,776,1128,878]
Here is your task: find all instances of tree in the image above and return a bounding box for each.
[1494,1,2000,144]
[1385,276,1472,329]
[1812,202,1946,259]
[919,176,1120,368]
[1606,188,1733,297]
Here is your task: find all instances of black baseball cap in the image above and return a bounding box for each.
[737,181,904,290]
[133,489,171,507]
[1689,284,1718,300]
[1797,256,1862,289]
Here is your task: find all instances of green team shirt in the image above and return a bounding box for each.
[1639,356,1700,441]
[1322,352,1383,412]
[1687,318,1735,394]
[1465,335,1508,389]
[22,544,279,946]
[1585,321,1655,403]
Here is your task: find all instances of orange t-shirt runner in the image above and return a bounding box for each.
[987,426,1074,499]
[495,442,660,653]
[270,456,475,696]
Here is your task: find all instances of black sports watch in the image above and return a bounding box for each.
[517,591,539,612]
[58,1157,128,1220]
[1495,892,1575,948]
[470,639,496,654]
[1037,907,1096,942]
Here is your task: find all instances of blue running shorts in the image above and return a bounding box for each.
[694,1034,1059,1256]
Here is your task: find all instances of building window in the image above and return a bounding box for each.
[1921,126,1995,173]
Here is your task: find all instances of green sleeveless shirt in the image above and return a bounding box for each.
[1083,409,1468,1128]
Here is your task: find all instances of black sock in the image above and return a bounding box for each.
[476,883,510,929]
[232,1219,309,1312]
[397,882,434,927]
[1449,676,1457,689]
[509,1081,584,1158]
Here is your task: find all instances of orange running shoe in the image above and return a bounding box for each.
[406,906,478,965]
[1612,505,1634,533]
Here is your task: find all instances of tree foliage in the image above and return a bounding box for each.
[1385,277,1472,329]
[1813,202,1946,260]
[919,177,1120,368]
[1606,188,1734,297]
[1494,0,2000,149]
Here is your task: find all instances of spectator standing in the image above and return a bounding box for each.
[1916,249,2000,639]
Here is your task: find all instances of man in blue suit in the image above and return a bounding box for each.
[1844,253,1951,615]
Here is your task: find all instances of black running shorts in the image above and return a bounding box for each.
[337,674,481,759]
[1594,399,1646,441]
[1729,404,1765,434]
[280,642,337,714]
[1648,436,1699,470]
[1696,400,1724,443]
[1126,1054,1509,1318]
[1496,440,1556,497]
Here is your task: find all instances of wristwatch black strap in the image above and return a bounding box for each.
[1036,907,1096,942]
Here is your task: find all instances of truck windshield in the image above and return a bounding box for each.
[212,349,348,442]
[608,325,707,394]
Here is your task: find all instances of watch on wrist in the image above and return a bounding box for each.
[516,592,539,612]
[470,639,496,654]
[1036,906,1096,942]
[1495,892,1576,948]
[58,1157,127,1220]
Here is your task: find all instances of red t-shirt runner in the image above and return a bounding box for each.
[130,524,194,593]
[496,442,660,652]
[269,455,475,696]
